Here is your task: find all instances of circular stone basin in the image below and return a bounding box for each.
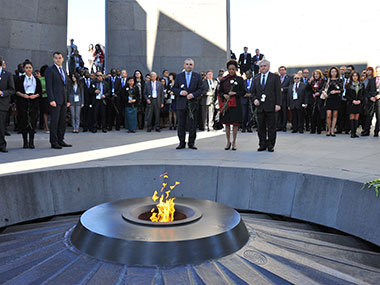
[70,197,249,266]
[122,203,203,226]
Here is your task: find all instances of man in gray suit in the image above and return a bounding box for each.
[200,71,217,131]
[144,72,164,132]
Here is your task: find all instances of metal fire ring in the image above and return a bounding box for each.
[121,203,203,226]
[70,197,250,266]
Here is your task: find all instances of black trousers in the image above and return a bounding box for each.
[277,94,288,129]
[304,105,312,130]
[257,111,276,148]
[241,101,253,130]
[364,100,380,133]
[337,101,350,132]
[93,100,106,130]
[18,98,39,134]
[49,104,67,145]
[291,108,305,131]
[106,97,122,129]
[81,105,91,130]
[311,105,323,132]
[177,102,198,146]
[146,99,161,130]
[0,111,7,148]
[137,106,145,129]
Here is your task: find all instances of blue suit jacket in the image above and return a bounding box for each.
[171,71,203,110]
[45,65,68,105]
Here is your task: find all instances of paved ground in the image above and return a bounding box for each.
[1,127,379,182]
[1,212,379,284]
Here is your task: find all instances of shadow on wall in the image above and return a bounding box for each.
[106,0,228,75]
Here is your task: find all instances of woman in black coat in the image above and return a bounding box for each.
[307,69,325,134]
[346,71,365,138]
[218,60,245,150]
[15,60,42,148]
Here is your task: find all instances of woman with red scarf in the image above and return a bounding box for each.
[307,69,325,134]
[218,60,245,150]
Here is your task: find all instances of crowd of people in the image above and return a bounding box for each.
[0,44,379,153]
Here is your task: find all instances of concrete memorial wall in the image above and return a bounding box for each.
[0,0,68,72]
[106,0,230,75]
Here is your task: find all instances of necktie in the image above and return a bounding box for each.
[186,73,190,88]
[87,79,90,88]
[376,77,380,88]
[296,83,299,92]
[59,67,65,83]
[122,79,125,87]
[261,74,266,88]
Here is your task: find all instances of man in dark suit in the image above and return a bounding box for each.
[200,70,217,131]
[172,58,203,149]
[81,71,93,132]
[242,70,254,132]
[45,52,71,149]
[144,72,164,132]
[277,66,291,131]
[252,49,265,75]
[238,47,252,75]
[105,68,122,131]
[92,72,109,133]
[252,59,281,152]
[0,56,15,152]
[287,75,308,133]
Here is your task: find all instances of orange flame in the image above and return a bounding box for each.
[150,174,180,222]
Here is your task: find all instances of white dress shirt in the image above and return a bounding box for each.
[24,75,37,94]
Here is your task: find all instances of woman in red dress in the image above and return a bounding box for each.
[218,60,245,150]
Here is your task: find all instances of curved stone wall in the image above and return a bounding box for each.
[1,164,379,246]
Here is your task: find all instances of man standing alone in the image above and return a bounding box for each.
[172,58,203,149]
[45,52,71,149]
[252,60,281,152]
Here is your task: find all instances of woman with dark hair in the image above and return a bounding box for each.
[94,44,104,73]
[361,67,375,135]
[346,71,365,138]
[321,66,342,136]
[68,73,84,133]
[168,72,177,130]
[15,60,42,148]
[39,65,49,133]
[123,77,139,133]
[218,60,245,150]
[133,70,146,129]
[307,69,325,134]
[160,78,169,128]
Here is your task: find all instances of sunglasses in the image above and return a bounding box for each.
[294,77,300,79]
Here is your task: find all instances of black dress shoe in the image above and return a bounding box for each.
[361,132,369,136]
[176,144,185,149]
[92,129,97,133]
[59,142,72,147]
[116,127,120,131]
[267,147,274,152]
[29,142,35,149]
[107,127,112,131]
[188,145,197,150]
[291,130,297,133]
[247,129,253,133]
[51,144,62,149]
[257,147,266,152]
[0,146,8,152]
[310,130,316,134]
[102,129,107,133]
[299,130,304,134]
[83,128,88,132]
[155,128,161,132]
[147,128,151,132]
[242,129,246,133]
[282,128,287,132]
[374,133,379,137]
[5,131,10,136]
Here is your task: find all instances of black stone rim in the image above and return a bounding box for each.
[70,197,250,266]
